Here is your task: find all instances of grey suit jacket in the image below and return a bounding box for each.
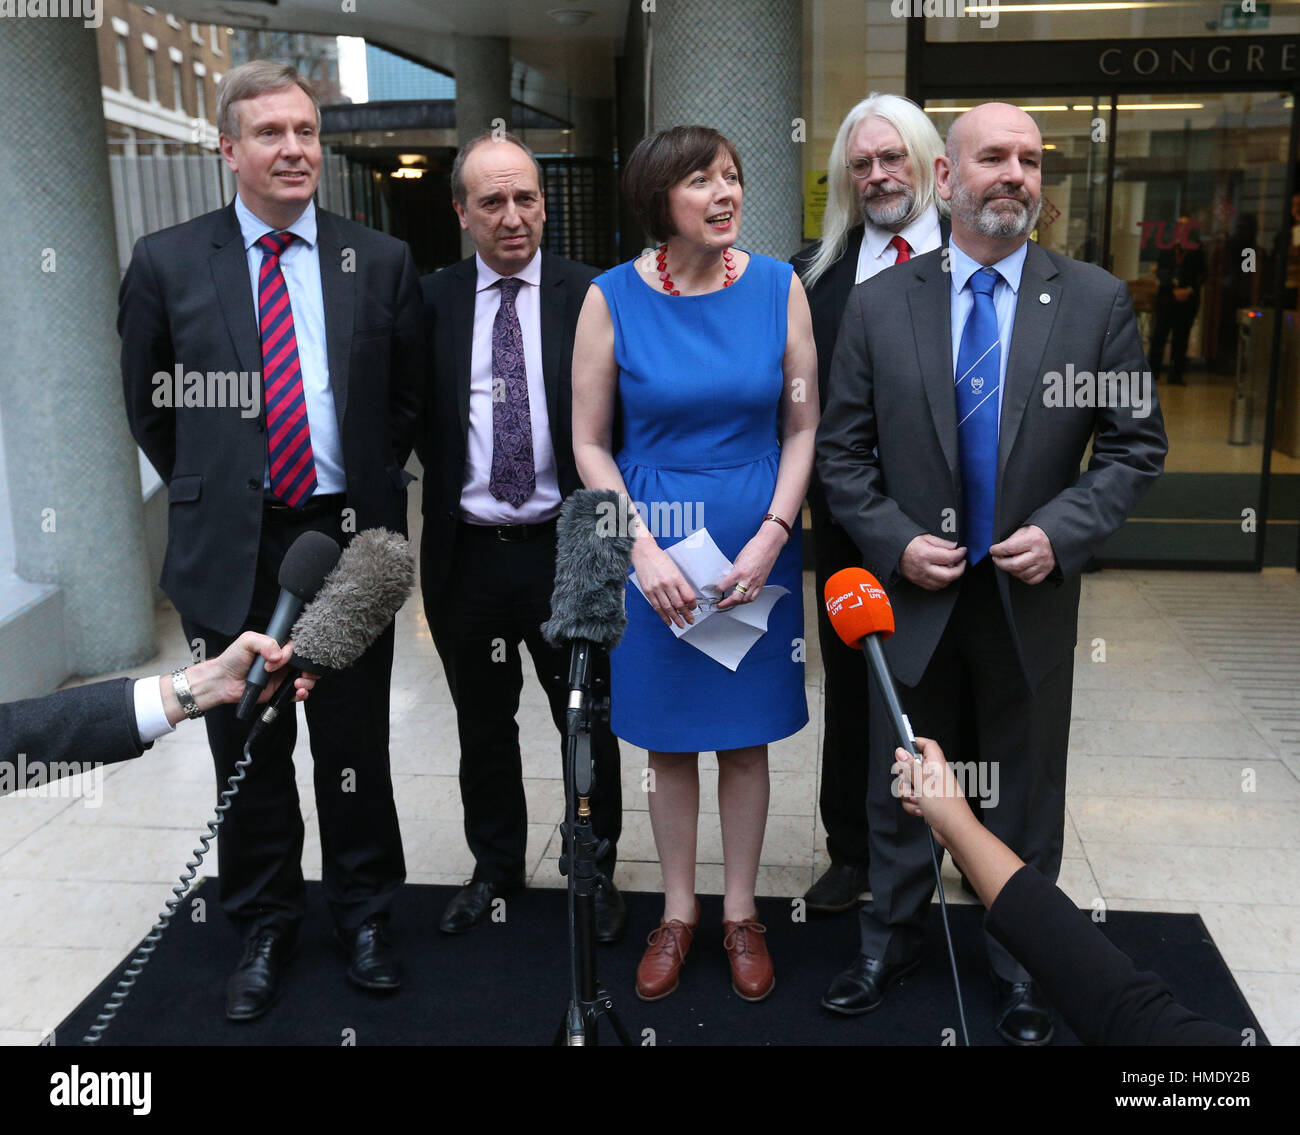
[1,679,144,794]
[816,240,1168,689]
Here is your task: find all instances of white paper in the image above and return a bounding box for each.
[629,528,789,672]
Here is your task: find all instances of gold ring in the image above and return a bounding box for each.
[734,583,749,594]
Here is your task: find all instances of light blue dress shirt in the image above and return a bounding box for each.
[947,237,1028,425]
[234,194,345,496]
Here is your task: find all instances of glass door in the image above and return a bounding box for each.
[1098,91,1294,566]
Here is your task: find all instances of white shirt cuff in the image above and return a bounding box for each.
[133,677,177,745]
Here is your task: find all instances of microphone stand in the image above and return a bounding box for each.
[554,639,631,1047]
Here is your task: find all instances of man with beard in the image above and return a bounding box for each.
[816,103,1167,1043]
[793,94,948,914]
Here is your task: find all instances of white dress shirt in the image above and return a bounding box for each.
[459,250,561,525]
[133,677,174,744]
[234,194,345,496]
[855,204,943,284]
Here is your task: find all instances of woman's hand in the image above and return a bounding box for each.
[715,523,786,610]
[893,736,976,850]
[631,540,700,629]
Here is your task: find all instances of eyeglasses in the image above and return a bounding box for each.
[846,151,909,178]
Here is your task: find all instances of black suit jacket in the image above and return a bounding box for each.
[793,215,950,514]
[120,201,424,634]
[1,679,144,792]
[417,251,598,596]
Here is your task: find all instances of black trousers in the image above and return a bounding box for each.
[1149,295,1199,381]
[426,521,622,886]
[810,502,872,869]
[856,559,1073,982]
[182,500,406,942]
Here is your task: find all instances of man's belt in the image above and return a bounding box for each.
[459,517,558,543]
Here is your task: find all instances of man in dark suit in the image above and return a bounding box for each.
[1,634,313,790]
[817,103,1167,1043]
[1148,214,1208,386]
[792,93,948,914]
[120,62,422,1020]
[418,133,625,940]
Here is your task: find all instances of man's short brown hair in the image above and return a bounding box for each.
[216,60,320,139]
[622,126,744,244]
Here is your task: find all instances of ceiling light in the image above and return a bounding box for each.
[548,8,594,25]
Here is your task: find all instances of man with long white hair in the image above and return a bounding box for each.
[792,94,948,914]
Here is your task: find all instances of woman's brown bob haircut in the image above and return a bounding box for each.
[623,126,744,244]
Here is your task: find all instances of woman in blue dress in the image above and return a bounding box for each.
[572,126,818,1003]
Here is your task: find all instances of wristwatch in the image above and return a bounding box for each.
[170,667,204,720]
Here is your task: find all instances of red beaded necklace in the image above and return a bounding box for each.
[655,244,737,295]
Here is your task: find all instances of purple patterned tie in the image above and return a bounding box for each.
[489,277,535,508]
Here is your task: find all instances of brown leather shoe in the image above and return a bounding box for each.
[723,917,774,1002]
[635,902,699,1001]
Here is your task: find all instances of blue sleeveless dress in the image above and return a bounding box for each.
[593,252,807,752]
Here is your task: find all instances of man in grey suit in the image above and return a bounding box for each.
[816,103,1167,1043]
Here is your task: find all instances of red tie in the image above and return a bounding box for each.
[257,231,317,509]
[890,235,911,264]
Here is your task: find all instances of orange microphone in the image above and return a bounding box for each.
[824,567,918,758]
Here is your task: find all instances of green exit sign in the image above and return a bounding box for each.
[1221,3,1270,30]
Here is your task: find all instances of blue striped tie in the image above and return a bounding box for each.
[955,268,1000,563]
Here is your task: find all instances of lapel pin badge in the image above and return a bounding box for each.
[1039,293,1051,304]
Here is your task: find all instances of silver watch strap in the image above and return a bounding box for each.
[171,667,203,720]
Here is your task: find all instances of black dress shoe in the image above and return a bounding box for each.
[594,880,628,943]
[225,929,292,1022]
[821,953,920,1015]
[439,879,519,934]
[992,975,1055,1046]
[805,863,871,913]
[339,915,401,991]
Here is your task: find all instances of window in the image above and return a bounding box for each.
[173,61,184,112]
[195,74,205,120]
[191,23,202,45]
[210,25,222,55]
[145,50,158,104]
[115,37,129,92]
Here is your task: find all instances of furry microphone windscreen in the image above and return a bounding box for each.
[542,488,636,650]
[291,529,416,671]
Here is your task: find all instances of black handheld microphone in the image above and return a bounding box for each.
[235,530,341,721]
[244,528,416,743]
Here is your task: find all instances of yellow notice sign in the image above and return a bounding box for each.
[804,168,829,242]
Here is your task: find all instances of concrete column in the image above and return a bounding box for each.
[651,0,803,260]
[454,35,513,259]
[0,21,155,676]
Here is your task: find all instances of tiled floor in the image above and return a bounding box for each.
[1,501,1297,1045]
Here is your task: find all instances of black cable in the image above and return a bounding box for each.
[927,829,970,1046]
[83,740,256,1045]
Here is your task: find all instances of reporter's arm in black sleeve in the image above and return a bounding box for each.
[895,739,1246,1047]
[1,679,145,792]
[987,865,1243,1047]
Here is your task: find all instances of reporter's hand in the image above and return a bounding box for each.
[990,524,1055,585]
[631,540,698,629]
[899,535,966,591]
[715,524,785,610]
[892,736,977,851]
[165,633,319,725]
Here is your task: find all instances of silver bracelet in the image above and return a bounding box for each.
[170,667,204,720]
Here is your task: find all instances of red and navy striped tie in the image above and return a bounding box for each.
[257,231,317,508]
